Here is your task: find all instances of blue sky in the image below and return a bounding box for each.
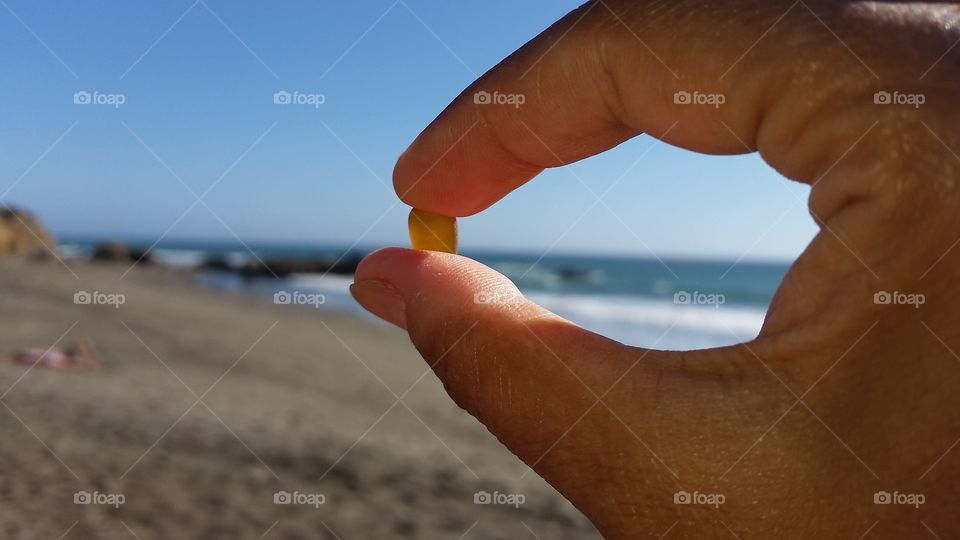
[0,0,817,260]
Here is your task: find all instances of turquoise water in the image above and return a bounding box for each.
[61,238,790,350]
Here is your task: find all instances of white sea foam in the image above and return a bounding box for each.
[527,291,765,350]
[285,273,355,292]
[152,248,208,268]
[257,272,766,350]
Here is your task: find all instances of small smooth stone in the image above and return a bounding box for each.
[408,208,458,253]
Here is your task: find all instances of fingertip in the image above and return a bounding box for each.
[350,279,407,329]
[355,247,473,301]
[355,246,428,285]
[392,105,543,217]
[355,247,523,313]
[353,248,430,328]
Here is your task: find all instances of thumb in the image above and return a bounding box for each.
[350,247,631,425]
[350,248,769,537]
[351,248,674,464]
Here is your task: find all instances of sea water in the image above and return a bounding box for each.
[62,239,788,350]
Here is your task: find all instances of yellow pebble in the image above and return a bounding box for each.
[408,208,458,253]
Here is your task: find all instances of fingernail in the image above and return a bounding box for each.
[350,279,407,330]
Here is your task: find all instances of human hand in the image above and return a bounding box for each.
[351,1,960,537]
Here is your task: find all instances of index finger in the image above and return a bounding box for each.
[393,1,749,216]
[392,0,933,216]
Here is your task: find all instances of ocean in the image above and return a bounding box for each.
[61,239,788,351]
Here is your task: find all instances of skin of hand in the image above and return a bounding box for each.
[350,1,960,537]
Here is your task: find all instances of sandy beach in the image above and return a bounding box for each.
[0,256,599,539]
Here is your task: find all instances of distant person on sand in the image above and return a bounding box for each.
[7,338,100,372]
[352,1,960,537]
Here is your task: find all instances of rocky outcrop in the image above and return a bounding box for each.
[201,253,363,279]
[0,207,58,257]
[91,241,131,261]
[90,241,153,264]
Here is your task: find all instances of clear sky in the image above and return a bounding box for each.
[0,0,817,261]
